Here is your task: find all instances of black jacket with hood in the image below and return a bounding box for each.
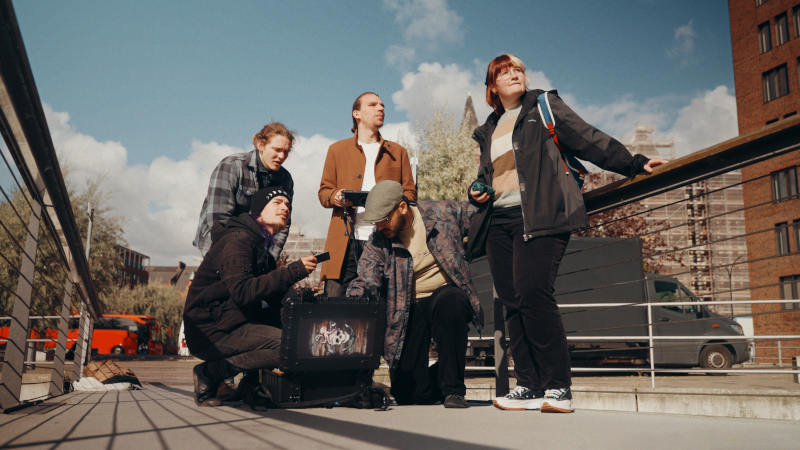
[183,213,307,353]
[467,89,650,257]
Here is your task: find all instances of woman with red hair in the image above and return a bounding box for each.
[468,54,666,413]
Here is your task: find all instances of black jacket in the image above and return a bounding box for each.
[468,89,649,255]
[183,213,307,353]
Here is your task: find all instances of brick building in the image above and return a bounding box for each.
[729,0,800,364]
[116,245,149,288]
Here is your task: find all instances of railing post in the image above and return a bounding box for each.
[777,340,783,367]
[493,292,509,397]
[24,338,35,369]
[49,278,74,396]
[71,302,91,382]
[647,300,655,389]
[0,202,42,410]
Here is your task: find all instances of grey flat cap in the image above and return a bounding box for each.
[363,180,404,223]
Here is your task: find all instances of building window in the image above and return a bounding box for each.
[780,275,800,310]
[756,0,769,6]
[772,166,799,201]
[758,21,772,53]
[794,5,800,38]
[763,64,789,102]
[776,13,789,45]
[794,219,800,252]
[776,222,790,255]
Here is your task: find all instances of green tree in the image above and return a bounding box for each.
[577,172,684,273]
[0,179,125,321]
[101,284,184,346]
[74,180,125,300]
[413,109,478,201]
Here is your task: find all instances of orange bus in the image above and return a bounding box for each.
[41,314,165,356]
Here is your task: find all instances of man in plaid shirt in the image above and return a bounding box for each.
[194,122,295,258]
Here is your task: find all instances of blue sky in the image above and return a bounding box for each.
[10,0,739,265]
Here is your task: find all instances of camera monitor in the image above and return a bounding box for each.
[341,190,369,207]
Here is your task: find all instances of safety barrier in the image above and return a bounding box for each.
[0,2,101,411]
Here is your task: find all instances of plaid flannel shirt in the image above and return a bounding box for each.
[193,149,293,258]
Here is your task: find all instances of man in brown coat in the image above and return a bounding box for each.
[318,92,416,296]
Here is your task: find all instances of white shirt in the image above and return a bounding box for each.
[354,141,380,240]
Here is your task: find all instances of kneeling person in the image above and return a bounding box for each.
[183,187,317,407]
[346,181,481,408]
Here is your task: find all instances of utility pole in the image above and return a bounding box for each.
[85,202,94,260]
[725,255,745,318]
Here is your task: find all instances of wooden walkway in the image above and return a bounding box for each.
[1,381,799,450]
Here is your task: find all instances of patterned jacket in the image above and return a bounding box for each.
[346,200,482,367]
[193,149,293,258]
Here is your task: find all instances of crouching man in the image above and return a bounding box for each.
[346,181,482,408]
[183,186,317,407]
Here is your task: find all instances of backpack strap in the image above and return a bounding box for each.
[536,92,587,189]
[537,92,569,176]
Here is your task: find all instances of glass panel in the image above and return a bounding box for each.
[776,223,790,255]
[788,167,798,197]
[794,6,800,38]
[759,22,772,53]
[680,286,699,313]
[776,13,789,45]
[777,65,789,97]
[654,280,681,312]
[794,278,800,310]
[781,278,792,299]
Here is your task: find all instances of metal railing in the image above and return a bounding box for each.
[471,298,800,389]
[0,1,101,411]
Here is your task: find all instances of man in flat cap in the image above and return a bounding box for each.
[184,186,318,408]
[346,181,481,408]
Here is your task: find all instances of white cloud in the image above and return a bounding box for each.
[380,121,418,148]
[43,77,738,266]
[45,105,340,266]
[383,0,464,67]
[45,103,428,266]
[392,62,490,125]
[281,134,334,240]
[667,85,738,156]
[392,61,553,127]
[566,86,736,159]
[568,94,672,141]
[667,20,695,64]
[385,45,416,67]
[391,60,737,166]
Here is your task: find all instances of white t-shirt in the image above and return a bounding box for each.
[354,141,380,240]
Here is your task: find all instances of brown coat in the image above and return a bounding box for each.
[318,134,416,281]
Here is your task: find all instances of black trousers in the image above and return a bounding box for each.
[192,323,282,383]
[486,220,571,391]
[389,285,473,404]
[324,238,364,297]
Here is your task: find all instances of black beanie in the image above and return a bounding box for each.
[250,186,291,215]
